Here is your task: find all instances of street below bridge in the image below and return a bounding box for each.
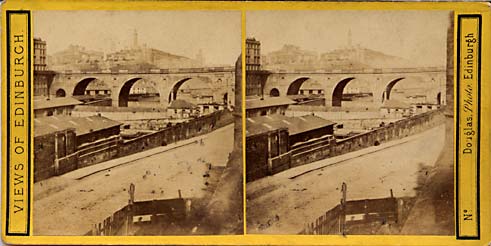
[33,124,234,236]
[246,123,448,234]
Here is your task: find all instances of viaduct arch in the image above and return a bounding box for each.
[49,68,235,108]
[263,68,446,107]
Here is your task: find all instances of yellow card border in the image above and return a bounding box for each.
[4,10,32,236]
[456,14,481,240]
[1,1,490,245]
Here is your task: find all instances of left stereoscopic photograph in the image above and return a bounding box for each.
[32,11,243,236]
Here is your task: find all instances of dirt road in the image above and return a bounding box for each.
[34,124,234,236]
[246,124,446,234]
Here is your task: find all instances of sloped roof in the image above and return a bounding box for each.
[381,99,411,109]
[34,97,82,110]
[168,99,197,109]
[246,96,295,110]
[288,94,311,100]
[34,115,122,137]
[246,114,335,137]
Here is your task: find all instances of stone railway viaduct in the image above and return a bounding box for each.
[263,67,446,107]
[49,66,446,108]
[50,67,236,108]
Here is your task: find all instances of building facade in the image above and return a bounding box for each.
[380,99,412,118]
[246,38,261,71]
[34,97,83,118]
[167,99,200,119]
[34,115,122,181]
[34,38,47,71]
[34,37,56,97]
[245,97,294,117]
[246,114,335,182]
[262,44,318,70]
[246,38,270,97]
[49,44,104,71]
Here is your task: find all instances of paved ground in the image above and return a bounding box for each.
[400,117,454,235]
[33,124,234,236]
[246,124,447,234]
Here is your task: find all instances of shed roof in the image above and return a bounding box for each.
[34,97,82,110]
[168,99,197,109]
[381,99,411,109]
[246,96,295,110]
[246,114,335,137]
[34,115,122,137]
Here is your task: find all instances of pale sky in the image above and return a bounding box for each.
[34,11,241,66]
[247,10,451,67]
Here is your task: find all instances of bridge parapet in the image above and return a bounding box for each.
[266,67,445,74]
[55,66,235,75]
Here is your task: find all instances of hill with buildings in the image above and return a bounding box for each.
[46,31,204,72]
[261,44,412,71]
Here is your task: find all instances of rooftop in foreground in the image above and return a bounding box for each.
[168,99,198,109]
[246,96,295,110]
[246,114,335,137]
[34,97,83,110]
[381,99,411,109]
[34,115,122,137]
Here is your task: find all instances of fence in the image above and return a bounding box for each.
[77,135,121,168]
[300,204,342,235]
[35,109,234,182]
[86,198,187,236]
[290,109,444,172]
[300,196,398,235]
[247,109,445,182]
[119,109,233,157]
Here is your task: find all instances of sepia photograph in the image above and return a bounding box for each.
[32,10,243,236]
[2,1,491,245]
[245,10,454,235]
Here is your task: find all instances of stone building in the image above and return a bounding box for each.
[34,70,56,97]
[34,38,47,71]
[246,38,270,97]
[248,114,335,147]
[85,79,112,96]
[262,44,318,70]
[246,127,289,181]
[105,46,198,70]
[105,32,202,70]
[49,44,104,71]
[33,37,56,97]
[246,38,261,71]
[34,115,122,181]
[380,99,412,118]
[34,97,83,118]
[245,96,294,118]
[412,103,441,114]
[167,99,200,119]
[246,114,335,181]
[198,103,225,115]
[298,80,325,96]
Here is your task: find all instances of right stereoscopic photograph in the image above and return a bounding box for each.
[245,10,455,235]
